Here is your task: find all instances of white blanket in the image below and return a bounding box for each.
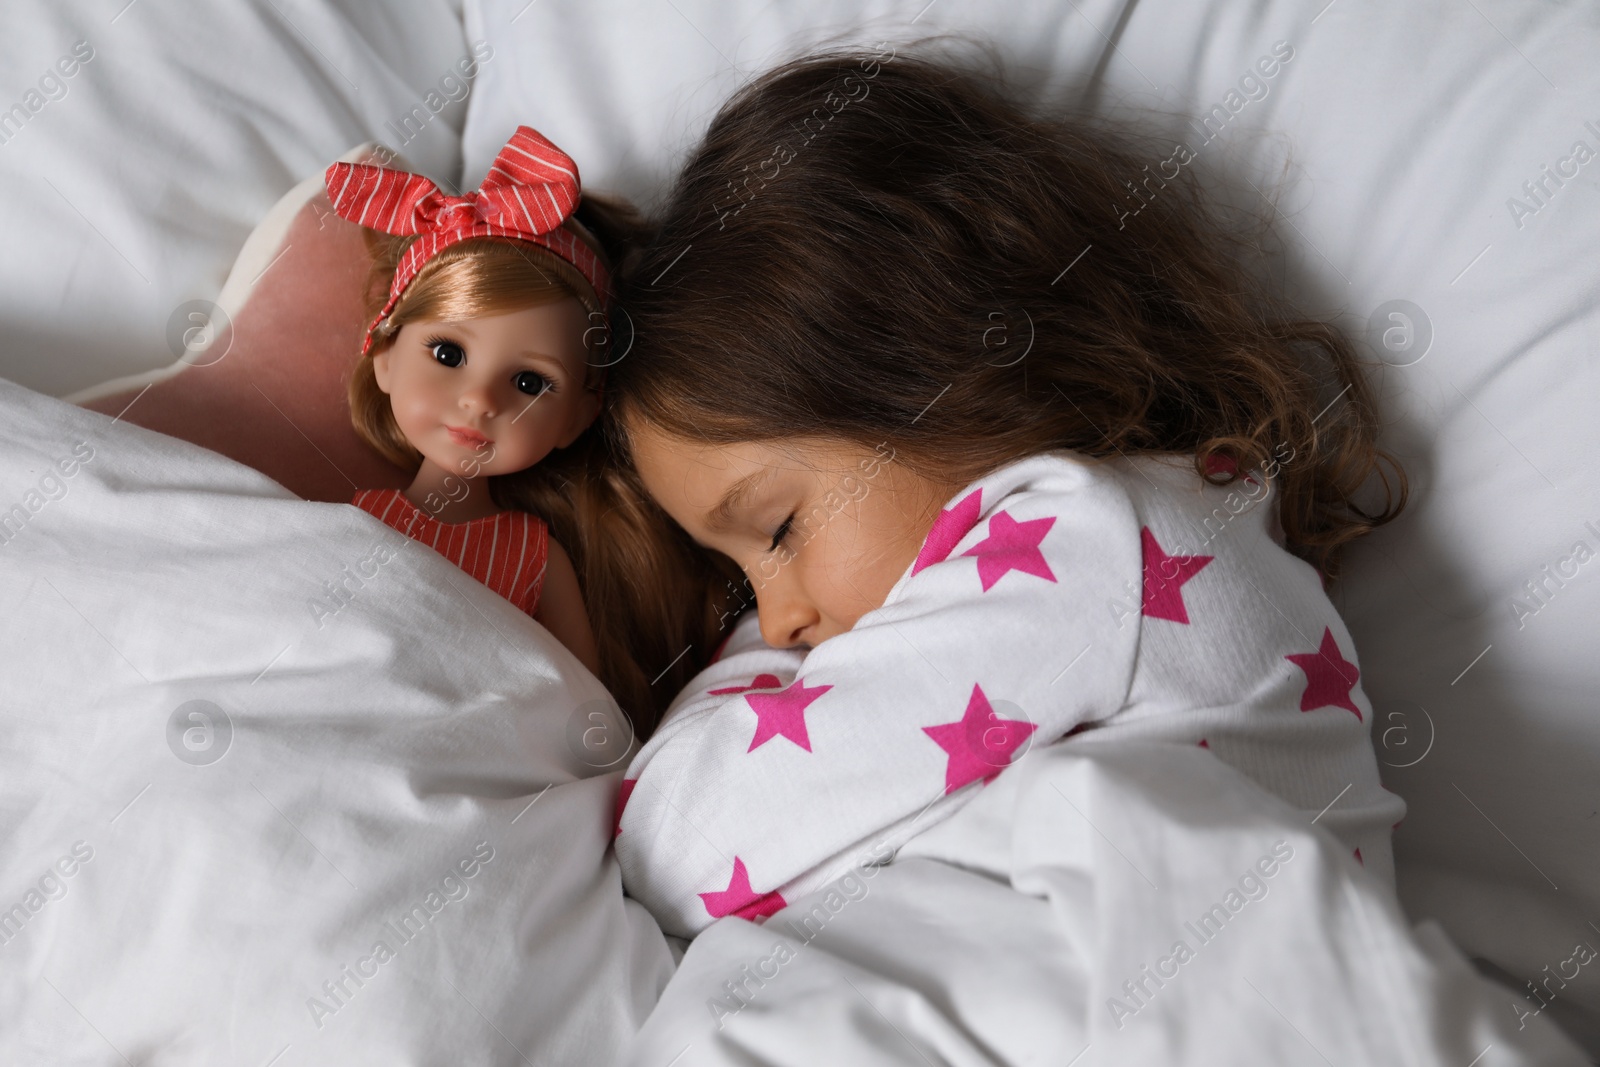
[0,379,671,1064]
[0,377,1589,1063]
[630,741,1588,1065]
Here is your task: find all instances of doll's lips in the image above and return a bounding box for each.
[446,425,491,448]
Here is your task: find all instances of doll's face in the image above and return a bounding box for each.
[372,299,600,480]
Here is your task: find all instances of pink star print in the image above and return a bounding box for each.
[923,684,1038,794]
[709,674,784,695]
[1285,627,1362,720]
[744,677,831,752]
[1141,527,1213,623]
[613,778,637,838]
[960,510,1057,592]
[1203,453,1259,486]
[700,857,786,921]
[912,488,983,575]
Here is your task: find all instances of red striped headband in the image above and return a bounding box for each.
[325,126,612,356]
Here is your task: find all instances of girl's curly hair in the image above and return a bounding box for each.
[609,42,1406,591]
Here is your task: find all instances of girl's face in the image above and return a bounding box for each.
[373,300,599,479]
[628,423,958,649]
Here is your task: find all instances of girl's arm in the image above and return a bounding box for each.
[534,538,600,676]
[614,454,1144,937]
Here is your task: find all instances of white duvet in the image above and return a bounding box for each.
[630,740,1587,1066]
[0,379,672,1065]
[0,378,1587,1062]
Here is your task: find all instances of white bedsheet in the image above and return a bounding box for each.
[0,379,671,1064]
[628,741,1587,1066]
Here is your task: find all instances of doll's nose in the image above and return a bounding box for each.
[457,381,498,418]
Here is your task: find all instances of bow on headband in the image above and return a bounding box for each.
[325,126,612,354]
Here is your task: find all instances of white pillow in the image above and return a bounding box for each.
[462,0,1600,1034]
[0,0,471,400]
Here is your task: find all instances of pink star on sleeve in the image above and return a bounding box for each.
[700,857,787,921]
[745,677,832,752]
[1285,627,1363,720]
[1203,453,1259,486]
[912,488,983,575]
[710,673,784,695]
[923,684,1038,794]
[1141,526,1212,623]
[960,510,1057,592]
[613,778,637,838]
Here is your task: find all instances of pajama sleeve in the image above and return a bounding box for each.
[614,453,1146,937]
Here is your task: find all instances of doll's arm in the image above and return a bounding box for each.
[535,538,600,676]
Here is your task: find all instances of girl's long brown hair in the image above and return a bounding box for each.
[349,193,735,735]
[607,42,1405,604]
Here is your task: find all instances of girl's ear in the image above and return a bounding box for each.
[557,385,603,449]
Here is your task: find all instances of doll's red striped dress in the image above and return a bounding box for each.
[352,489,549,615]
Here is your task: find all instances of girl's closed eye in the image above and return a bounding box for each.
[768,512,795,552]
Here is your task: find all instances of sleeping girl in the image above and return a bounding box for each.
[326,127,729,730]
[607,45,1411,937]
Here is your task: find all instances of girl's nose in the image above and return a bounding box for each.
[756,580,819,650]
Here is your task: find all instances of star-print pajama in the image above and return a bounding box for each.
[614,449,1406,938]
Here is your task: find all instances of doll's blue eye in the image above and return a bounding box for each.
[514,370,551,396]
[430,340,465,367]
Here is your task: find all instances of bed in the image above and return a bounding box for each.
[3,0,1599,1061]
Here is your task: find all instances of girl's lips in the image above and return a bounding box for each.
[446,425,491,448]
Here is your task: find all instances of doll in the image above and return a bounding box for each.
[325,127,610,674]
